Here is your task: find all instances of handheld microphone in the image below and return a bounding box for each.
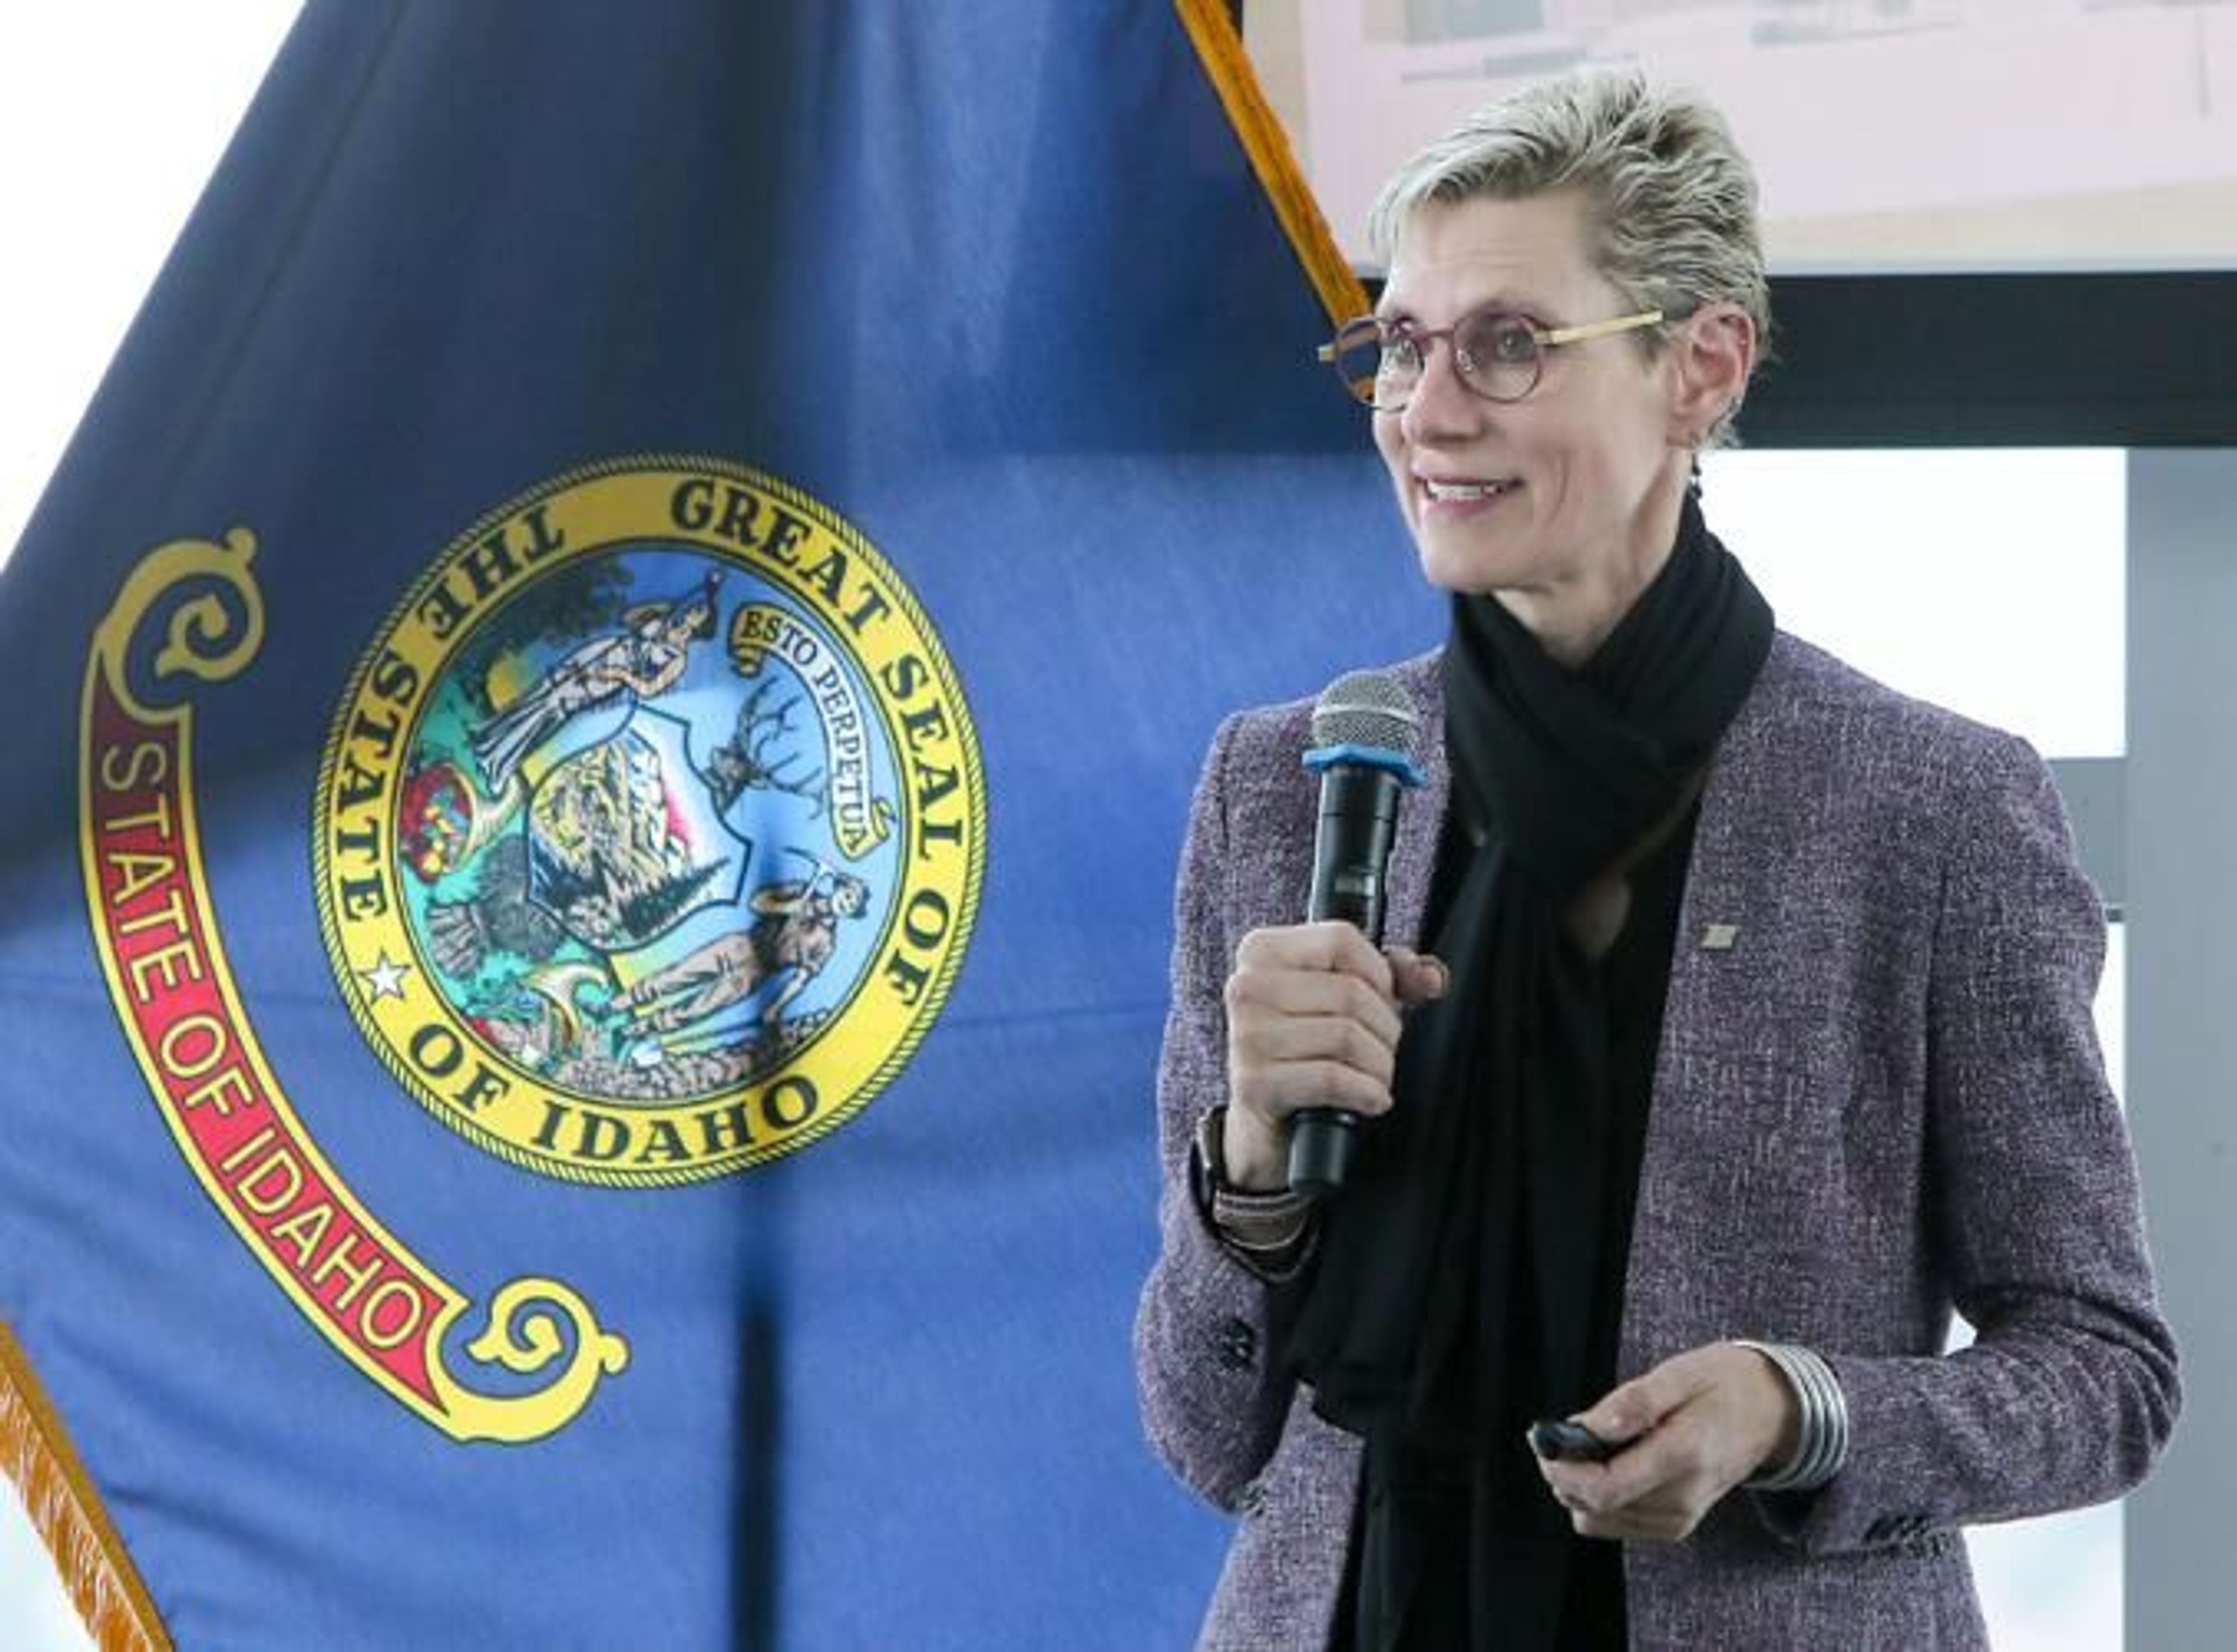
[1289,670,1423,1198]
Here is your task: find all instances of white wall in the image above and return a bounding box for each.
[0,2,302,565]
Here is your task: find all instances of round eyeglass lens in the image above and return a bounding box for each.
[1453,312,1541,401]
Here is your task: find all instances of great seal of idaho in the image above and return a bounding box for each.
[314,457,985,1185]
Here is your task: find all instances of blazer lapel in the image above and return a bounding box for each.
[1661,641,1790,1026]
[1621,634,1800,1371]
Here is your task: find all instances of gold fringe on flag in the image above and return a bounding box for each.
[1173,0,1370,327]
[0,1323,170,1651]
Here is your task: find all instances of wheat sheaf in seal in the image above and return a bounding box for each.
[316,458,984,1185]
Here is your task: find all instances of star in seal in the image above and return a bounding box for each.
[357,951,412,1001]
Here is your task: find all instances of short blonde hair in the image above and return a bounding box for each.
[1370,71,1768,444]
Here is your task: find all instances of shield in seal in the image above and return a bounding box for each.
[518,714,754,957]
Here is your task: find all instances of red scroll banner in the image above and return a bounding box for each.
[78,531,627,1442]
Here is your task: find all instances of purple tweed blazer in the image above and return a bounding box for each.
[1134,634,2179,1650]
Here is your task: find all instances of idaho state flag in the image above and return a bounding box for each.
[0,3,1436,1645]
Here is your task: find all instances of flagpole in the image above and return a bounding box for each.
[1172,0,1370,327]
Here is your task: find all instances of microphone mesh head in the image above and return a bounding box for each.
[1311,669,1419,760]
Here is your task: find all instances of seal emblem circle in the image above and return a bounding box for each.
[314,457,984,1185]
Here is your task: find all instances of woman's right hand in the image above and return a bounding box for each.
[1220,922,1447,1191]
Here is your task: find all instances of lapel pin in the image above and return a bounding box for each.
[1700,922,1740,951]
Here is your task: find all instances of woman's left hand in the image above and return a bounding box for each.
[1533,1343,1799,1541]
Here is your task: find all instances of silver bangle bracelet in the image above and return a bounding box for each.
[1733,1339,1850,1492]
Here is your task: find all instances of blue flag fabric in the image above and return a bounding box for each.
[0,3,1438,1645]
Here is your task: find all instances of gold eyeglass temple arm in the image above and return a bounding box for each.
[1538,309,1664,346]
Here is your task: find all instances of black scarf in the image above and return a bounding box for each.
[1285,493,1773,1648]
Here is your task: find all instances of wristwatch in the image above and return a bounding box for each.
[1190,1104,1234,1210]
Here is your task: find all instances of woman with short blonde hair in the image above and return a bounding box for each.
[1137,70,2176,1649]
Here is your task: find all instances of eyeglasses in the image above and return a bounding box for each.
[1317,305,1666,411]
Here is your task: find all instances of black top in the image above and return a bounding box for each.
[1333,797,1699,1649]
